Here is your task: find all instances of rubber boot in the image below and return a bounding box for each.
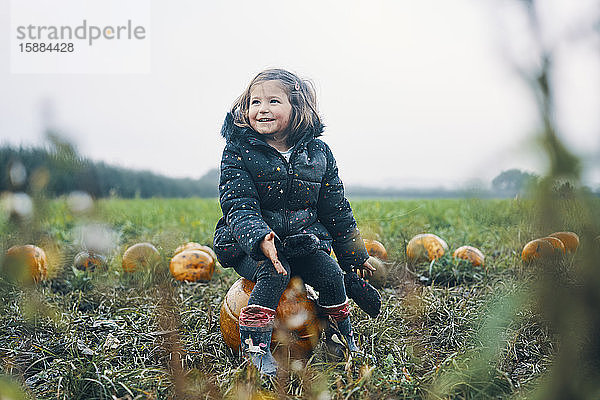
[337,316,360,353]
[324,316,360,358]
[239,325,277,377]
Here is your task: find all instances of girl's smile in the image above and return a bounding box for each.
[248,80,292,141]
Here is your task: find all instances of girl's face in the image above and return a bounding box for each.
[248,80,292,138]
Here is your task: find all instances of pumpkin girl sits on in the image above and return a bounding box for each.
[213,68,377,376]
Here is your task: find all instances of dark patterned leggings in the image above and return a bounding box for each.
[234,249,347,310]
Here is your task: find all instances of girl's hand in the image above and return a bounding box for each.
[260,232,287,275]
[354,260,376,279]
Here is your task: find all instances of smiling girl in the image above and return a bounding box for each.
[213,69,375,376]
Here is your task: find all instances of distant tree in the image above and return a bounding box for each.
[491,169,538,195]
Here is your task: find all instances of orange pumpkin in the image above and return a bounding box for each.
[122,243,160,272]
[406,233,448,263]
[5,245,47,283]
[169,250,215,282]
[173,242,217,263]
[363,239,388,260]
[220,277,321,355]
[74,251,106,271]
[548,232,579,253]
[521,239,555,262]
[542,237,566,255]
[452,246,485,267]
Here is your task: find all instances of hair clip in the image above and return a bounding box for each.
[294,81,300,91]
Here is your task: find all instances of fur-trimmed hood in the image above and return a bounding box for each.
[220,112,324,144]
[220,112,248,143]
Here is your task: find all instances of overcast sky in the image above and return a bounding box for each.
[1,0,599,189]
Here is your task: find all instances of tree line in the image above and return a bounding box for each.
[0,143,218,198]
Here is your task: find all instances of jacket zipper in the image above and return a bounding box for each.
[283,155,295,235]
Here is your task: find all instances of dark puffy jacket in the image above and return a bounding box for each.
[213,113,369,272]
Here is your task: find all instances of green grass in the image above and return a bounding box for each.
[1,196,598,399]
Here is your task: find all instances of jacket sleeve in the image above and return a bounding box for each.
[219,143,273,261]
[316,143,369,271]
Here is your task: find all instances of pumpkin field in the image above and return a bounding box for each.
[1,195,599,399]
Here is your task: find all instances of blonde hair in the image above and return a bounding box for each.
[231,69,323,145]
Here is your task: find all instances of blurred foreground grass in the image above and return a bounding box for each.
[1,196,598,399]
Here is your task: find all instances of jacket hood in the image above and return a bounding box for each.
[220,112,324,144]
